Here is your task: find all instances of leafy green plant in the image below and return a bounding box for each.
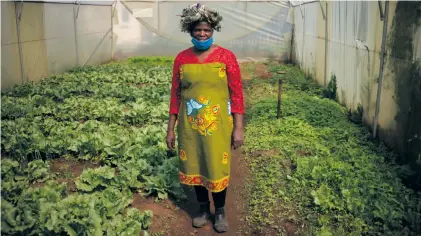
[75,166,116,192]
[322,74,337,100]
[141,157,185,200]
[1,160,155,236]
[0,57,182,235]
[244,62,421,235]
[24,159,51,183]
[104,208,153,236]
[348,103,364,125]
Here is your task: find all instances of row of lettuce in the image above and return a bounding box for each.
[1,57,183,235]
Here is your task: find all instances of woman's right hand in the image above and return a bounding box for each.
[166,130,176,151]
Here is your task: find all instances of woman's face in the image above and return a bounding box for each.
[191,22,213,41]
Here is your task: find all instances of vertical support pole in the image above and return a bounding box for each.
[319,0,326,20]
[290,25,294,63]
[277,71,286,119]
[245,1,248,42]
[301,1,305,68]
[15,1,25,85]
[324,2,328,86]
[111,0,116,61]
[372,0,389,138]
[378,0,384,21]
[156,0,160,31]
[111,2,113,61]
[73,1,80,66]
[299,1,304,18]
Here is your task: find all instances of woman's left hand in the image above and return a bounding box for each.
[231,128,244,150]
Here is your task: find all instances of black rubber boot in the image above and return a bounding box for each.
[192,201,210,228]
[214,207,228,233]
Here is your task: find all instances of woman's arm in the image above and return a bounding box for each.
[225,51,245,150]
[232,113,244,149]
[167,56,182,151]
[166,114,178,151]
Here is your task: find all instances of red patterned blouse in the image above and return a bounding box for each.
[169,46,244,115]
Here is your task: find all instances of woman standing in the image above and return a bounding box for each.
[166,3,244,233]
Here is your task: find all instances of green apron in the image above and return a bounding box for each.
[177,62,233,193]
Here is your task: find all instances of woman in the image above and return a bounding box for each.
[166,3,244,233]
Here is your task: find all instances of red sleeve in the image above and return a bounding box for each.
[225,51,244,114]
[169,55,182,114]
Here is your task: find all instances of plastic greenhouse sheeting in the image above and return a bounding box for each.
[1,1,113,90]
[21,0,114,5]
[113,0,293,60]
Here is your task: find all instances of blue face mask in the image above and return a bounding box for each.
[191,37,213,51]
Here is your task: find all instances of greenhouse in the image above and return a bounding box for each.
[1,0,420,235]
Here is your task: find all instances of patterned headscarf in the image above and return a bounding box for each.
[179,3,223,33]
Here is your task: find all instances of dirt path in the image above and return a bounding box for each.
[132,147,249,236]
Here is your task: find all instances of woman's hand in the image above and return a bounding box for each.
[231,113,244,150]
[166,114,178,151]
[231,127,244,150]
[166,130,176,151]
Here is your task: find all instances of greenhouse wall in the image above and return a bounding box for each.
[112,0,293,61]
[2,0,293,90]
[293,1,421,172]
[1,1,114,90]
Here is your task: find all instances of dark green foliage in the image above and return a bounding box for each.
[244,62,421,235]
[322,74,337,101]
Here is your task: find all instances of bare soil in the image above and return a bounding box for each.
[49,158,100,192]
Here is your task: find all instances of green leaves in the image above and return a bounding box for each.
[0,57,180,235]
[2,118,170,163]
[1,199,37,234]
[25,159,51,183]
[1,180,66,235]
[95,187,134,219]
[75,166,116,192]
[104,208,153,236]
[244,62,421,235]
[1,59,173,162]
[40,193,106,236]
[114,158,153,189]
[311,184,342,211]
[0,160,155,236]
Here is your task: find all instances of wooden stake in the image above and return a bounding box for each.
[277,71,286,119]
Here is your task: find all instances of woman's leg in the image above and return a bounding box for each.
[212,188,229,233]
[192,186,211,227]
[212,188,227,209]
[194,186,209,203]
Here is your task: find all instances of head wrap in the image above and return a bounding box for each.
[179,3,223,33]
